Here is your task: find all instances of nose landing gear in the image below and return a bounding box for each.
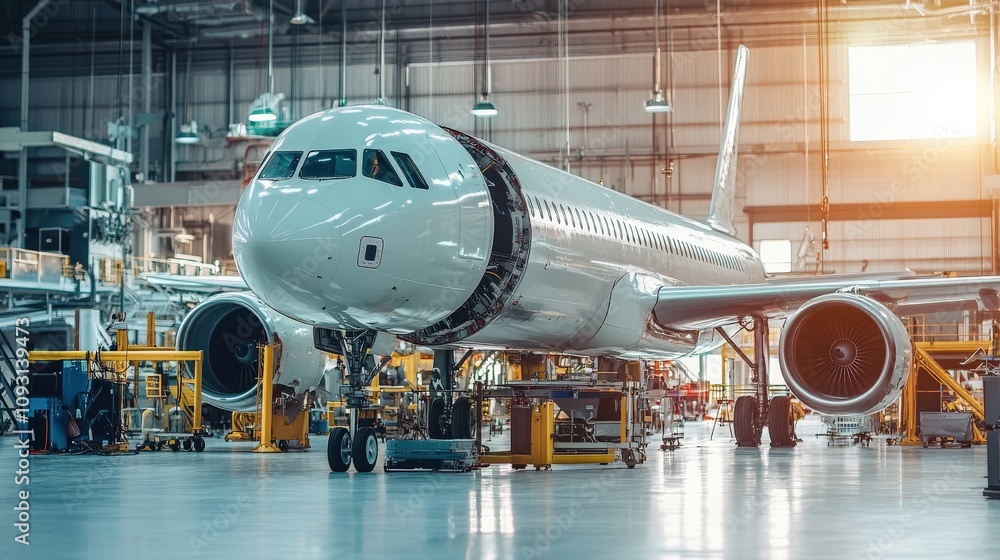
[315,328,394,473]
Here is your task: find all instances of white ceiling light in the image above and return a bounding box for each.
[174,120,201,144]
[471,0,498,118]
[290,0,315,25]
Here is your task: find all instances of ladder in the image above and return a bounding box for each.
[0,330,24,435]
[176,361,203,433]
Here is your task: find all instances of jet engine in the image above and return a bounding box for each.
[175,292,327,411]
[778,293,911,415]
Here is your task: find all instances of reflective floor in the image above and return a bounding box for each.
[3,416,1000,560]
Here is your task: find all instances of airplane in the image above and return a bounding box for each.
[193,43,1000,471]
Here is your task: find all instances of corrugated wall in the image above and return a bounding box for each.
[1,15,993,273]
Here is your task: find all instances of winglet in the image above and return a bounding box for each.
[706,44,750,237]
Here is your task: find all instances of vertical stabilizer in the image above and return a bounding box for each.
[706,44,750,237]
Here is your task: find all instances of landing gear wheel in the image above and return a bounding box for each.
[452,397,478,439]
[352,427,378,473]
[328,427,352,472]
[767,395,796,447]
[183,438,193,451]
[193,437,206,452]
[427,397,448,439]
[278,440,289,452]
[169,441,180,452]
[623,449,637,468]
[734,396,760,447]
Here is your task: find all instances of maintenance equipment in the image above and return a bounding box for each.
[27,347,205,453]
[479,380,648,470]
[982,376,1000,498]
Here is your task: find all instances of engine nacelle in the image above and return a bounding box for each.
[778,293,911,416]
[175,292,327,411]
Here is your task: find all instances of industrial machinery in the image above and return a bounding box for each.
[19,360,122,452]
[25,347,206,453]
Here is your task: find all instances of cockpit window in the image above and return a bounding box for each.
[390,151,429,190]
[299,149,357,180]
[258,151,303,180]
[362,149,403,187]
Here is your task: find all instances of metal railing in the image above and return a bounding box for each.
[710,383,790,403]
[908,315,994,344]
[0,247,71,283]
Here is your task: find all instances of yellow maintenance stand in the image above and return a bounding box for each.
[479,381,644,470]
[896,341,989,445]
[253,344,311,453]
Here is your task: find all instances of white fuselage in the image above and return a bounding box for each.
[233,106,766,360]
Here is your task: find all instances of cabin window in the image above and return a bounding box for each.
[391,151,429,189]
[362,149,403,186]
[543,199,553,221]
[258,151,303,180]
[299,149,357,180]
[525,196,535,216]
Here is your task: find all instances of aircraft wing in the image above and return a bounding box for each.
[142,273,248,293]
[654,273,1000,331]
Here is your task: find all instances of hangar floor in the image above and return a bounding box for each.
[3,415,1000,560]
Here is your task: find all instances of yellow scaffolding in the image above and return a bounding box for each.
[909,343,987,444]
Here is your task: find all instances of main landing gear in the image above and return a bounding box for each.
[717,316,796,448]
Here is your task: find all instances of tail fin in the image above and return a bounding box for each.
[706,44,750,237]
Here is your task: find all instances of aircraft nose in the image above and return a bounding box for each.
[233,194,339,305]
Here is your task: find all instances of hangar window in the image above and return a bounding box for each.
[601,215,609,236]
[362,149,403,186]
[543,199,553,221]
[849,41,976,141]
[391,152,429,189]
[573,208,582,229]
[759,239,792,274]
[525,196,535,216]
[299,149,357,180]
[258,151,303,180]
